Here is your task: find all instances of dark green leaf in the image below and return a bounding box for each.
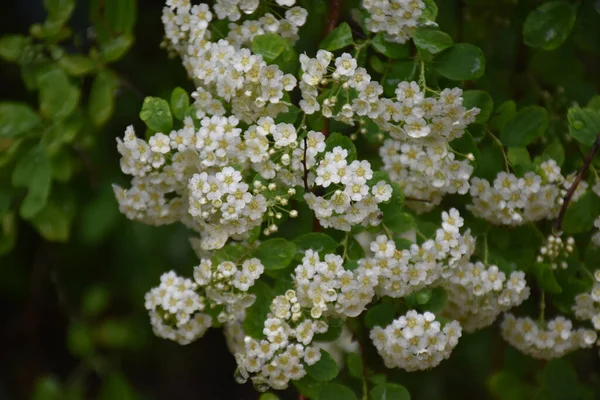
[252,33,287,63]
[32,377,62,400]
[325,132,358,162]
[384,212,414,233]
[434,43,486,81]
[567,107,600,146]
[364,302,395,328]
[58,54,96,76]
[0,34,28,62]
[306,349,339,382]
[462,90,493,124]
[0,102,41,139]
[81,285,110,317]
[383,61,418,97]
[31,202,72,242]
[500,106,548,147]
[98,373,136,400]
[347,352,363,379]
[101,35,134,63]
[370,383,411,400]
[534,263,562,294]
[413,27,454,55]
[317,383,357,400]
[523,1,577,51]
[170,87,190,121]
[319,22,354,51]
[371,33,410,59]
[252,238,297,270]
[293,233,339,260]
[562,191,600,234]
[44,0,75,26]
[37,67,80,120]
[139,96,173,133]
[542,359,579,400]
[243,280,273,339]
[490,100,517,132]
[89,70,118,127]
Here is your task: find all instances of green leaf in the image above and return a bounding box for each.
[451,131,480,163]
[101,35,134,63]
[383,61,418,97]
[507,147,532,168]
[295,376,324,400]
[313,322,343,342]
[371,33,410,59]
[567,107,600,146]
[534,263,562,294]
[259,394,280,400]
[346,235,366,261]
[413,27,454,55]
[0,102,41,139]
[325,132,358,162]
[170,87,190,121]
[252,33,287,63]
[523,1,577,51]
[103,0,137,35]
[293,233,339,260]
[562,191,600,234]
[462,90,493,124]
[317,383,357,400]
[31,201,72,242]
[420,0,438,22]
[542,139,565,166]
[0,34,28,62]
[420,287,447,313]
[139,96,173,133]
[12,145,52,219]
[89,70,118,127]
[78,185,120,245]
[67,322,94,358]
[253,238,297,270]
[434,43,486,81]
[37,67,80,120]
[81,285,110,317]
[32,376,62,400]
[58,54,96,76]
[379,183,404,219]
[384,212,414,233]
[370,383,411,400]
[346,352,363,379]
[490,100,517,132]
[306,349,339,382]
[500,106,548,147]
[364,302,395,329]
[98,373,136,400]
[319,22,354,51]
[44,0,75,26]
[542,359,579,400]
[243,280,273,339]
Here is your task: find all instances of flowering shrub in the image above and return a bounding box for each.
[3,0,600,398]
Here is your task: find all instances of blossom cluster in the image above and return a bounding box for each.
[501,314,597,360]
[468,160,587,226]
[443,262,530,332]
[293,250,378,319]
[235,291,325,391]
[363,0,426,43]
[360,208,476,298]
[144,271,212,345]
[305,147,393,231]
[536,235,575,270]
[573,270,600,331]
[370,311,462,371]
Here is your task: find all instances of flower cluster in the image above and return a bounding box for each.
[443,262,530,332]
[501,314,597,360]
[370,311,462,371]
[144,271,212,345]
[360,208,476,298]
[235,291,326,391]
[467,160,587,226]
[362,0,426,43]
[573,270,600,331]
[293,250,378,319]
[305,147,393,231]
[536,235,575,270]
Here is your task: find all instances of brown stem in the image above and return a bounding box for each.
[553,134,600,234]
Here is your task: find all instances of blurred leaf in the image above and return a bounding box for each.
[89,70,118,127]
[139,96,173,133]
[370,383,411,400]
[0,102,41,139]
[98,373,136,400]
[562,191,600,234]
[567,107,600,146]
[170,87,190,121]
[31,201,72,242]
[421,0,438,22]
[364,302,395,328]
[434,43,486,81]
[542,359,579,400]
[79,185,120,245]
[37,67,80,120]
[542,139,565,166]
[0,34,28,62]
[82,285,110,317]
[259,394,279,400]
[490,100,517,133]
[101,35,134,63]
[462,90,493,124]
[104,0,137,35]
[306,349,339,382]
[317,383,357,400]
[384,212,414,233]
[44,0,75,26]
[523,1,577,50]
[500,106,548,147]
[58,54,96,76]
[347,352,363,379]
[12,145,52,219]
[67,322,94,358]
[31,376,62,400]
[319,22,354,51]
[534,263,562,294]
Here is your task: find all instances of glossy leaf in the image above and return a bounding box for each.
[434,43,486,81]
[252,238,297,270]
[319,22,354,51]
[500,106,548,147]
[523,1,577,50]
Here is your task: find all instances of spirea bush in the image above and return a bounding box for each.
[3,0,600,398]
[110,0,600,397]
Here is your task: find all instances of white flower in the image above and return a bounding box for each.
[149,132,171,154]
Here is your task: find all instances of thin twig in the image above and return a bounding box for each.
[553,134,600,234]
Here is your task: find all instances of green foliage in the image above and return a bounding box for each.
[434,43,486,80]
[567,107,600,146]
[370,383,411,400]
[320,22,354,51]
[306,350,339,382]
[500,106,548,147]
[139,96,173,133]
[252,238,297,270]
[523,2,577,50]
